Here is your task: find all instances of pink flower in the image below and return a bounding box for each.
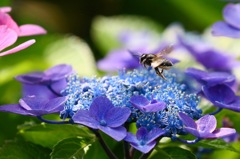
[0,6,47,57]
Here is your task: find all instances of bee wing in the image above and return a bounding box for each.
[156,45,174,57]
[151,58,165,68]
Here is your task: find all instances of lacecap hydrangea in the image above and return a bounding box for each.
[61,68,202,137]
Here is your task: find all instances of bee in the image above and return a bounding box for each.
[139,45,174,80]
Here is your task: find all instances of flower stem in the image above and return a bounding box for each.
[176,137,202,144]
[129,146,135,159]
[37,116,70,124]
[209,107,223,115]
[91,129,118,159]
[124,141,131,159]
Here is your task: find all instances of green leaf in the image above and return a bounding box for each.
[50,137,94,159]
[43,35,97,76]
[152,147,196,159]
[19,123,95,149]
[91,15,162,55]
[0,140,51,159]
[193,139,240,154]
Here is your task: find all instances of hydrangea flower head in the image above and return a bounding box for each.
[72,96,131,141]
[62,68,202,137]
[212,3,240,38]
[179,112,236,138]
[0,96,67,116]
[124,127,165,153]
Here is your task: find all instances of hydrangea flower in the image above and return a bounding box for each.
[124,127,165,153]
[179,112,236,138]
[61,68,202,137]
[202,84,240,112]
[212,3,240,38]
[72,96,131,141]
[0,96,67,116]
[15,64,74,99]
[0,6,46,56]
[178,36,240,72]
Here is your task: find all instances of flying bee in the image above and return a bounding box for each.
[139,45,174,80]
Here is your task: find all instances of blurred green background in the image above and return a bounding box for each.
[1,0,237,158]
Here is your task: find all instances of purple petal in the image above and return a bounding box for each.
[19,96,48,110]
[124,132,138,144]
[215,96,240,112]
[50,79,68,95]
[143,101,166,112]
[0,104,34,116]
[136,127,148,140]
[0,39,35,57]
[21,84,59,99]
[202,84,236,105]
[0,26,17,52]
[72,110,99,129]
[18,24,47,37]
[130,95,150,108]
[15,72,44,84]
[131,141,156,154]
[0,7,12,13]
[223,4,240,29]
[184,127,201,137]
[196,115,217,133]
[201,72,235,87]
[178,112,197,129]
[89,96,114,121]
[210,128,236,138]
[185,68,207,84]
[44,64,73,81]
[104,107,131,127]
[145,128,165,144]
[99,125,127,141]
[180,37,238,71]
[43,96,67,111]
[97,49,140,72]
[212,21,240,38]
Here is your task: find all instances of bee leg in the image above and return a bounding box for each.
[160,70,167,80]
[155,68,166,80]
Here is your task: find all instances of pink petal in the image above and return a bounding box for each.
[0,12,19,33]
[0,39,35,56]
[18,24,47,37]
[0,7,12,13]
[0,26,17,51]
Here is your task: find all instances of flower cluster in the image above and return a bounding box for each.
[0,6,46,56]
[0,2,240,158]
